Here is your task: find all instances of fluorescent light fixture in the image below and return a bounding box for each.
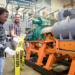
[19,0,30,3]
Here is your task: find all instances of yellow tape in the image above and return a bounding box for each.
[10,34,25,75]
[9,58,14,62]
[14,34,25,75]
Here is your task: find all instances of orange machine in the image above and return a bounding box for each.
[25,8,75,75]
[25,33,75,75]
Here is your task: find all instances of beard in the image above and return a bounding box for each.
[15,20,19,23]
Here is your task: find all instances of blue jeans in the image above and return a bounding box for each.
[0,57,5,75]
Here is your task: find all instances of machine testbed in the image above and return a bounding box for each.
[24,8,75,75]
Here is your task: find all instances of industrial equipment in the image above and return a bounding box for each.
[25,8,75,75]
[25,17,46,40]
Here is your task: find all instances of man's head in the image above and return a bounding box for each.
[0,7,9,24]
[14,14,20,23]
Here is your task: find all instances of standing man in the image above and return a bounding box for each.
[0,7,16,75]
[9,14,22,50]
[9,14,23,71]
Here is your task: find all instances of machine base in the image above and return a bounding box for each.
[25,56,70,75]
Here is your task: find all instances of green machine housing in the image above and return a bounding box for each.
[25,18,46,40]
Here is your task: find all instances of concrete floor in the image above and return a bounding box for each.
[2,54,69,75]
[3,54,41,75]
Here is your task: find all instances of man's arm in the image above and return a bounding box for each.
[10,30,18,38]
[0,44,16,55]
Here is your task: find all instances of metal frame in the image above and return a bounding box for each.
[25,32,75,75]
[25,60,65,75]
[5,0,10,9]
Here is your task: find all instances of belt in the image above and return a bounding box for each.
[0,49,5,57]
[0,47,5,57]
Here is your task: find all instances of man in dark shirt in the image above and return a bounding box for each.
[0,7,16,75]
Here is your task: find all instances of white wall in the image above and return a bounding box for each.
[51,0,75,18]
[0,0,6,7]
[64,0,74,9]
[0,0,6,4]
[51,0,65,10]
[51,0,74,10]
[51,0,65,18]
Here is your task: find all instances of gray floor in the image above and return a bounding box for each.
[3,54,69,75]
[3,54,41,75]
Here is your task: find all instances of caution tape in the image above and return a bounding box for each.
[10,34,25,75]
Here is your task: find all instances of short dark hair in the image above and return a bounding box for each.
[0,7,8,15]
[15,14,20,17]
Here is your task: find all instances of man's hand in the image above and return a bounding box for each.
[24,34,26,37]
[4,47,16,55]
[20,33,26,38]
[13,37,21,43]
